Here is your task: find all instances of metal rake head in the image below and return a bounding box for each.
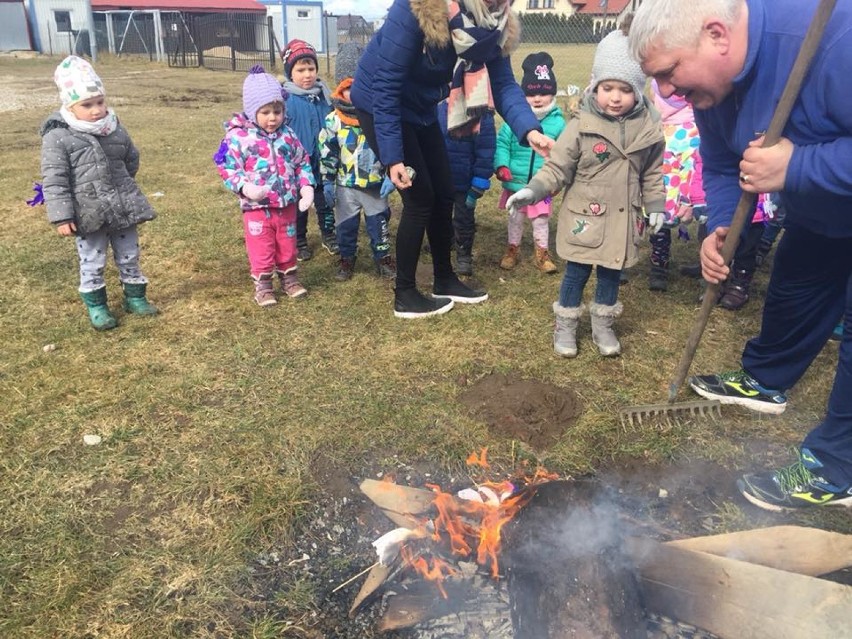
[618,399,722,431]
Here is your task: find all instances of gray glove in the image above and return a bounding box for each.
[505,187,536,216]
[647,211,666,234]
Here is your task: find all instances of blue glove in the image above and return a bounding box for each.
[380,175,396,199]
[465,178,488,209]
[323,182,336,208]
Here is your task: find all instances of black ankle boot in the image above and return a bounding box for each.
[718,268,754,310]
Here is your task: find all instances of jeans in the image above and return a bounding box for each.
[558,261,621,308]
[357,109,455,291]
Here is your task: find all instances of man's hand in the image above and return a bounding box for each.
[738,135,793,193]
[700,226,731,284]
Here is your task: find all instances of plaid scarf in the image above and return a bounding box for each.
[446,0,509,138]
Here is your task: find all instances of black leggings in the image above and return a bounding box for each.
[357,110,455,290]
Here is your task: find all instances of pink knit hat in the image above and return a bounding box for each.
[242,65,285,124]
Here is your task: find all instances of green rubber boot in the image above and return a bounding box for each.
[80,287,117,331]
[123,282,158,316]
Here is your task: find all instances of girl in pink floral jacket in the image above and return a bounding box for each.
[216,66,315,305]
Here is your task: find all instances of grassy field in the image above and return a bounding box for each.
[0,54,848,638]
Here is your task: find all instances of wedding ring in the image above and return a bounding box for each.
[740,174,750,184]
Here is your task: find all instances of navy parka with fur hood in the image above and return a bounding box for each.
[350,0,540,168]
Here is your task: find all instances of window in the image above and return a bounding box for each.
[543,0,554,7]
[54,10,72,33]
[297,9,311,18]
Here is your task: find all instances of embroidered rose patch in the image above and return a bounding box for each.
[593,142,610,163]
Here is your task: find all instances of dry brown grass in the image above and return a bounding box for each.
[0,55,846,639]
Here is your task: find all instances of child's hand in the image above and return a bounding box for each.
[505,188,536,215]
[495,166,513,182]
[298,186,314,212]
[57,222,76,236]
[692,205,708,225]
[676,203,694,224]
[647,212,666,234]
[323,182,336,208]
[242,183,270,201]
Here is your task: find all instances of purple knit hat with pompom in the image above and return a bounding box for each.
[243,64,286,124]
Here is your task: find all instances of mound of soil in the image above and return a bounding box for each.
[458,373,583,450]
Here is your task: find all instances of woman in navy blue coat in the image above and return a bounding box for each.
[351,0,554,319]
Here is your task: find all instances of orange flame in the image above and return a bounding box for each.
[466,447,490,468]
[400,545,457,598]
[396,456,558,588]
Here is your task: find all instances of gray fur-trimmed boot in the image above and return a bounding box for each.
[553,302,583,358]
[589,301,623,357]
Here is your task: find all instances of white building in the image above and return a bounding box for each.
[259,0,325,53]
[29,0,98,58]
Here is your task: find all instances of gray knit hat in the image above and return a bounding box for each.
[591,30,647,100]
[334,42,363,85]
[243,64,285,124]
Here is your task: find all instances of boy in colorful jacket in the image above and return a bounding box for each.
[318,43,396,282]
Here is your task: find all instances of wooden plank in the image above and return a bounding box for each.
[668,525,852,576]
[349,563,391,617]
[359,479,435,515]
[629,538,852,639]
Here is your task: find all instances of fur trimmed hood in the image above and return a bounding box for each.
[411,0,520,54]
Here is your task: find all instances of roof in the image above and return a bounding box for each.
[573,0,632,15]
[91,0,266,13]
[335,14,369,29]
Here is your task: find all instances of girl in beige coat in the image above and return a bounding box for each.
[507,26,665,357]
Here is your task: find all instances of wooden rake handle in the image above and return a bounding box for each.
[668,0,838,402]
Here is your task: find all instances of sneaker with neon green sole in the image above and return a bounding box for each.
[688,369,787,414]
[737,448,852,512]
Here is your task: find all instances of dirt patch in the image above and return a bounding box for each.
[459,373,583,450]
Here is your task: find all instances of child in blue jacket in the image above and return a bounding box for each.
[281,38,338,261]
[437,100,495,277]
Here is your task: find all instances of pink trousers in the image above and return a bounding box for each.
[243,205,298,277]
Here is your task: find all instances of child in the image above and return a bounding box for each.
[437,99,495,277]
[318,43,396,282]
[507,26,665,357]
[216,65,315,305]
[648,79,704,291]
[40,55,157,331]
[715,192,772,310]
[494,52,565,274]
[281,39,338,261]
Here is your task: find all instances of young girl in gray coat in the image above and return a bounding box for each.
[40,55,157,330]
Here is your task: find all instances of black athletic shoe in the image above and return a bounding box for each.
[394,288,454,319]
[738,448,852,512]
[322,233,340,255]
[433,276,488,304]
[689,369,787,414]
[296,243,313,262]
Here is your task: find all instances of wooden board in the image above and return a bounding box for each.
[667,525,852,576]
[629,537,852,639]
[359,479,435,520]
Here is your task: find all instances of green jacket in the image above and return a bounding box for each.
[494,102,566,192]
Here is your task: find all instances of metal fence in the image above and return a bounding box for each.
[89,10,277,71]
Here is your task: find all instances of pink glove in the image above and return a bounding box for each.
[495,166,513,182]
[242,183,270,201]
[298,185,314,212]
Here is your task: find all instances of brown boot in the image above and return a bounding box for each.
[500,244,520,270]
[534,246,558,274]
